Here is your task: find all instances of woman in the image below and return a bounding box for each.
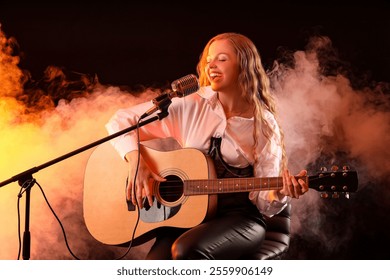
[105,32,308,259]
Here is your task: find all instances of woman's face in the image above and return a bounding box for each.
[205,39,240,92]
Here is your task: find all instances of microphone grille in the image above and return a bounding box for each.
[171,74,199,97]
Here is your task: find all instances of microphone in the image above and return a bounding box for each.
[140,74,199,119]
[170,74,199,98]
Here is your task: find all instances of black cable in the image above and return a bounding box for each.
[36,180,81,259]
[14,116,144,260]
[114,116,142,260]
[16,178,80,259]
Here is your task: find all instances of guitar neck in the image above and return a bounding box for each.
[183,176,308,195]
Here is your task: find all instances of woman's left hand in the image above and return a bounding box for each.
[280,169,309,199]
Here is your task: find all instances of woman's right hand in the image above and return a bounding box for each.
[125,150,166,209]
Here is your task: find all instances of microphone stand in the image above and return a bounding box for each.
[0,98,171,260]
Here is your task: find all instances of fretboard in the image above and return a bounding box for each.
[183,176,307,195]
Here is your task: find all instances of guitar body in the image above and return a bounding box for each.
[83,142,216,246]
[84,142,359,246]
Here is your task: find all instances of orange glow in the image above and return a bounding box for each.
[0,26,157,259]
[0,29,23,99]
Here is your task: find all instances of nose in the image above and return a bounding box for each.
[208,60,217,69]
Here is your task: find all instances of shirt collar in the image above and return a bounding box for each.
[197,86,219,107]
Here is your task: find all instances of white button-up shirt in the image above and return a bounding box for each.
[106,86,289,217]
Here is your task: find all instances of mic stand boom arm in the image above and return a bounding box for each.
[0,100,171,260]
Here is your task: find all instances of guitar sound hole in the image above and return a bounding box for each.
[159,175,183,203]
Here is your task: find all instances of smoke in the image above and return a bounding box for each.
[272,36,390,180]
[1,27,389,260]
[0,27,156,259]
[270,36,390,259]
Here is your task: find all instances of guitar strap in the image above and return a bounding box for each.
[207,137,253,179]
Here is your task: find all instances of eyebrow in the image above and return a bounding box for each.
[207,52,229,59]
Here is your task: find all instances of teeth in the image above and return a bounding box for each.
[210,73,220,77]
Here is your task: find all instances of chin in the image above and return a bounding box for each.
[210,83,220,91]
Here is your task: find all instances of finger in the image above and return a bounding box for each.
[296,169,308,177]
[127,176,138,205]
[136,181,146,208]
[291,175,302,198]
[152,172,166,182]
[297,170,308,193]
[126,179,136,203]
[126,184,132,202]
[299,177,309,193]
[296,184,304,197]
[281,170,288,196]
[286,170,295,197]
[131,184,138,206]
[284,170,295,197]
[144,178,154,207]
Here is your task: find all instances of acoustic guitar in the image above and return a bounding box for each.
[83,142,358,246]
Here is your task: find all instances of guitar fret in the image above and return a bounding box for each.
[218,180,222,192]
[196,180,201,194]
[184,175,308,195]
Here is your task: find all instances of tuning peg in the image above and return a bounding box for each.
[345,192,350,199]
[331,165,339,171]
[332,192,340,198]
[342,166,351,177]
[320,167,327,172]
[320,192,329,199]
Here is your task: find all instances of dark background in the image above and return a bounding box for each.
[1,0,389,260]
[1,1,389,87]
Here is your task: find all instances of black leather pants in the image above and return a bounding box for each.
[146,194,266,260]
[146,137,266,260]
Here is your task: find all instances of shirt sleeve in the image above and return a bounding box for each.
[248,111,291,217]
[105,100,176,160]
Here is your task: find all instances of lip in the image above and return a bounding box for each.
[209,71,222,81]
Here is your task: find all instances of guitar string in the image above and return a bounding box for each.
[152,173,353,198]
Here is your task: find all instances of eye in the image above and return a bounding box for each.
[218,54,228,61]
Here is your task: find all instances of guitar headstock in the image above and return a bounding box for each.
[308,165,359,199]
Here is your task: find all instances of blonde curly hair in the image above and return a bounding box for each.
[196,32,287,172]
